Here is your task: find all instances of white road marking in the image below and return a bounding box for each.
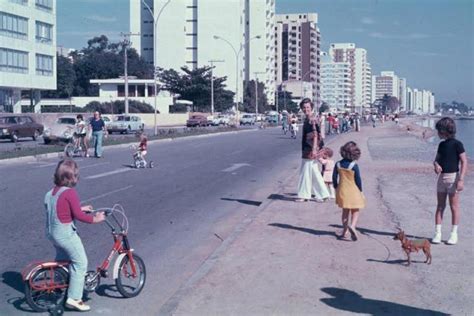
[35,163,58,168]
[82,185,134,203]
[80,162,110,169]
[85,168,135,179]
[222,163,250,172]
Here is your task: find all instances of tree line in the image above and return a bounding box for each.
[43,35,278,114]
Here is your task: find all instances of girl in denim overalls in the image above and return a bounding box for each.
[45,159,105,311]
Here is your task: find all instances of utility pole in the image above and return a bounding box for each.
[209,60,224,115]
[254,71,265,115]
[120,32,140,114]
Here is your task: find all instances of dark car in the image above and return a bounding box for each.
[0,115,44,142]
[186,115,208,127]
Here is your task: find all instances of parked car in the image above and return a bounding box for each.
[107,115,144,134]
[186,114,209,127]
[43,116,77,144]
[265,112,279,124]
[211,114,230,126]
[240,114,256,125]
[101,115,112,128]
[256,114,265,122]
[0,115,44,142]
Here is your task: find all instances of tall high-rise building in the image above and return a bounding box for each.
[372,71,400,102]
[320,53,352,110]
[0,0,57,113]
[328,43,371,110]
[399,77,407,111]
[274,13,321,106]
[406,86,414,112]
[130,0,275,105]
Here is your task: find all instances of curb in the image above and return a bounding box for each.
[0,128,259,165]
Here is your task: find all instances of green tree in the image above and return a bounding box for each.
[72,35,152,96]
[375,94,400,114]
[319,101,329,114]
[277,90,298,113]
[84,100,154,114]
[158,66,234,112]
[42,55,76,98]
[242,80,270,113]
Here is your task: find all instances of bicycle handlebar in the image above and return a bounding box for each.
[89,204,129,233]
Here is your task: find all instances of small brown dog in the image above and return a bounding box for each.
[393,230,432,266]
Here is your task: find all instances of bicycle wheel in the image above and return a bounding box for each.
[115,253,146,298]
[64,143,75,158]
[25,267,68,313]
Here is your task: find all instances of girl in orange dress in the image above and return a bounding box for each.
[332,141,365,241]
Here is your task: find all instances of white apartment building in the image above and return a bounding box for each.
[130,0,275,105]
[0,0,56,113]
[371,71,400,103]
[320,54,352,110]
[328,43,371,110]
[275,13,321,106]
[399,77,407,110]
[408,88,434,114]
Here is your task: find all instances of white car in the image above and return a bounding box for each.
[211,114,230,126]
[107,115,144,134]
[43,116,77,144]
[240,114,256,125]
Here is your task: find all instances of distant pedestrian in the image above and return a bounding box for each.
[371,114,376,128]
[432,117,467,245]
[89,111,106,158]
[394,114,399,125]
[333,141,365,241]
[319,147,336,199]
[295,98,330,202]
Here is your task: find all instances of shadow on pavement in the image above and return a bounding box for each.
[367,258,426,266]
[320,287,449,315]
[95,284,124,299]
[267,194,296,202]
[269,223,337,238]
[2,271,24,294]
[329,225,426,239]
[221,198,262,207]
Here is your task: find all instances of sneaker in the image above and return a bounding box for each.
[85,153,90,158]
[65,298,90,312]
[432,232,442,244]
[446,232,458,245]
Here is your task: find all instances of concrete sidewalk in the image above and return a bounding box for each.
[161,122,473,315]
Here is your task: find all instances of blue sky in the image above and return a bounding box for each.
[57,0,473,105]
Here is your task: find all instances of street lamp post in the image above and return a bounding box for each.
[120,32,139,114]
[213,35,261,113]
[208,59,224,115]
[142,0,172,135]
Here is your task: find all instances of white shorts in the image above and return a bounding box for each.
[437,173,459,194]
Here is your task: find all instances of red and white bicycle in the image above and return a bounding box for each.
[22,205,146,313]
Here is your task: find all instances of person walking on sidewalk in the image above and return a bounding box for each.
[432,117,467,245]
[90,111,106,158]
[295,98,330,203]
[333,141,365,241]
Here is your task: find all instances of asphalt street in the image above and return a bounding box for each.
[0,126,304,315]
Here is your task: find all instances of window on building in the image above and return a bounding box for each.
[0,48,28,73]
[35,21,53,43]
[9,0,28,5]
[36,54,53,76]
[0,12,28,40]
[147,85,155,96]
[136,85,145,97]
[35,0,53,11]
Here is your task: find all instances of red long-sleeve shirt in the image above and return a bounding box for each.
[51,186,94,224]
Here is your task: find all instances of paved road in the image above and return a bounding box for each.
[0,126,303,315]
[0,125,255,152]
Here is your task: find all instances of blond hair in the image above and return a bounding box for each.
[54,159,79,187]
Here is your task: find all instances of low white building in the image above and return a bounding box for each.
[0,0,57,113]
[22,78,175,114]
[281,80,312,105]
